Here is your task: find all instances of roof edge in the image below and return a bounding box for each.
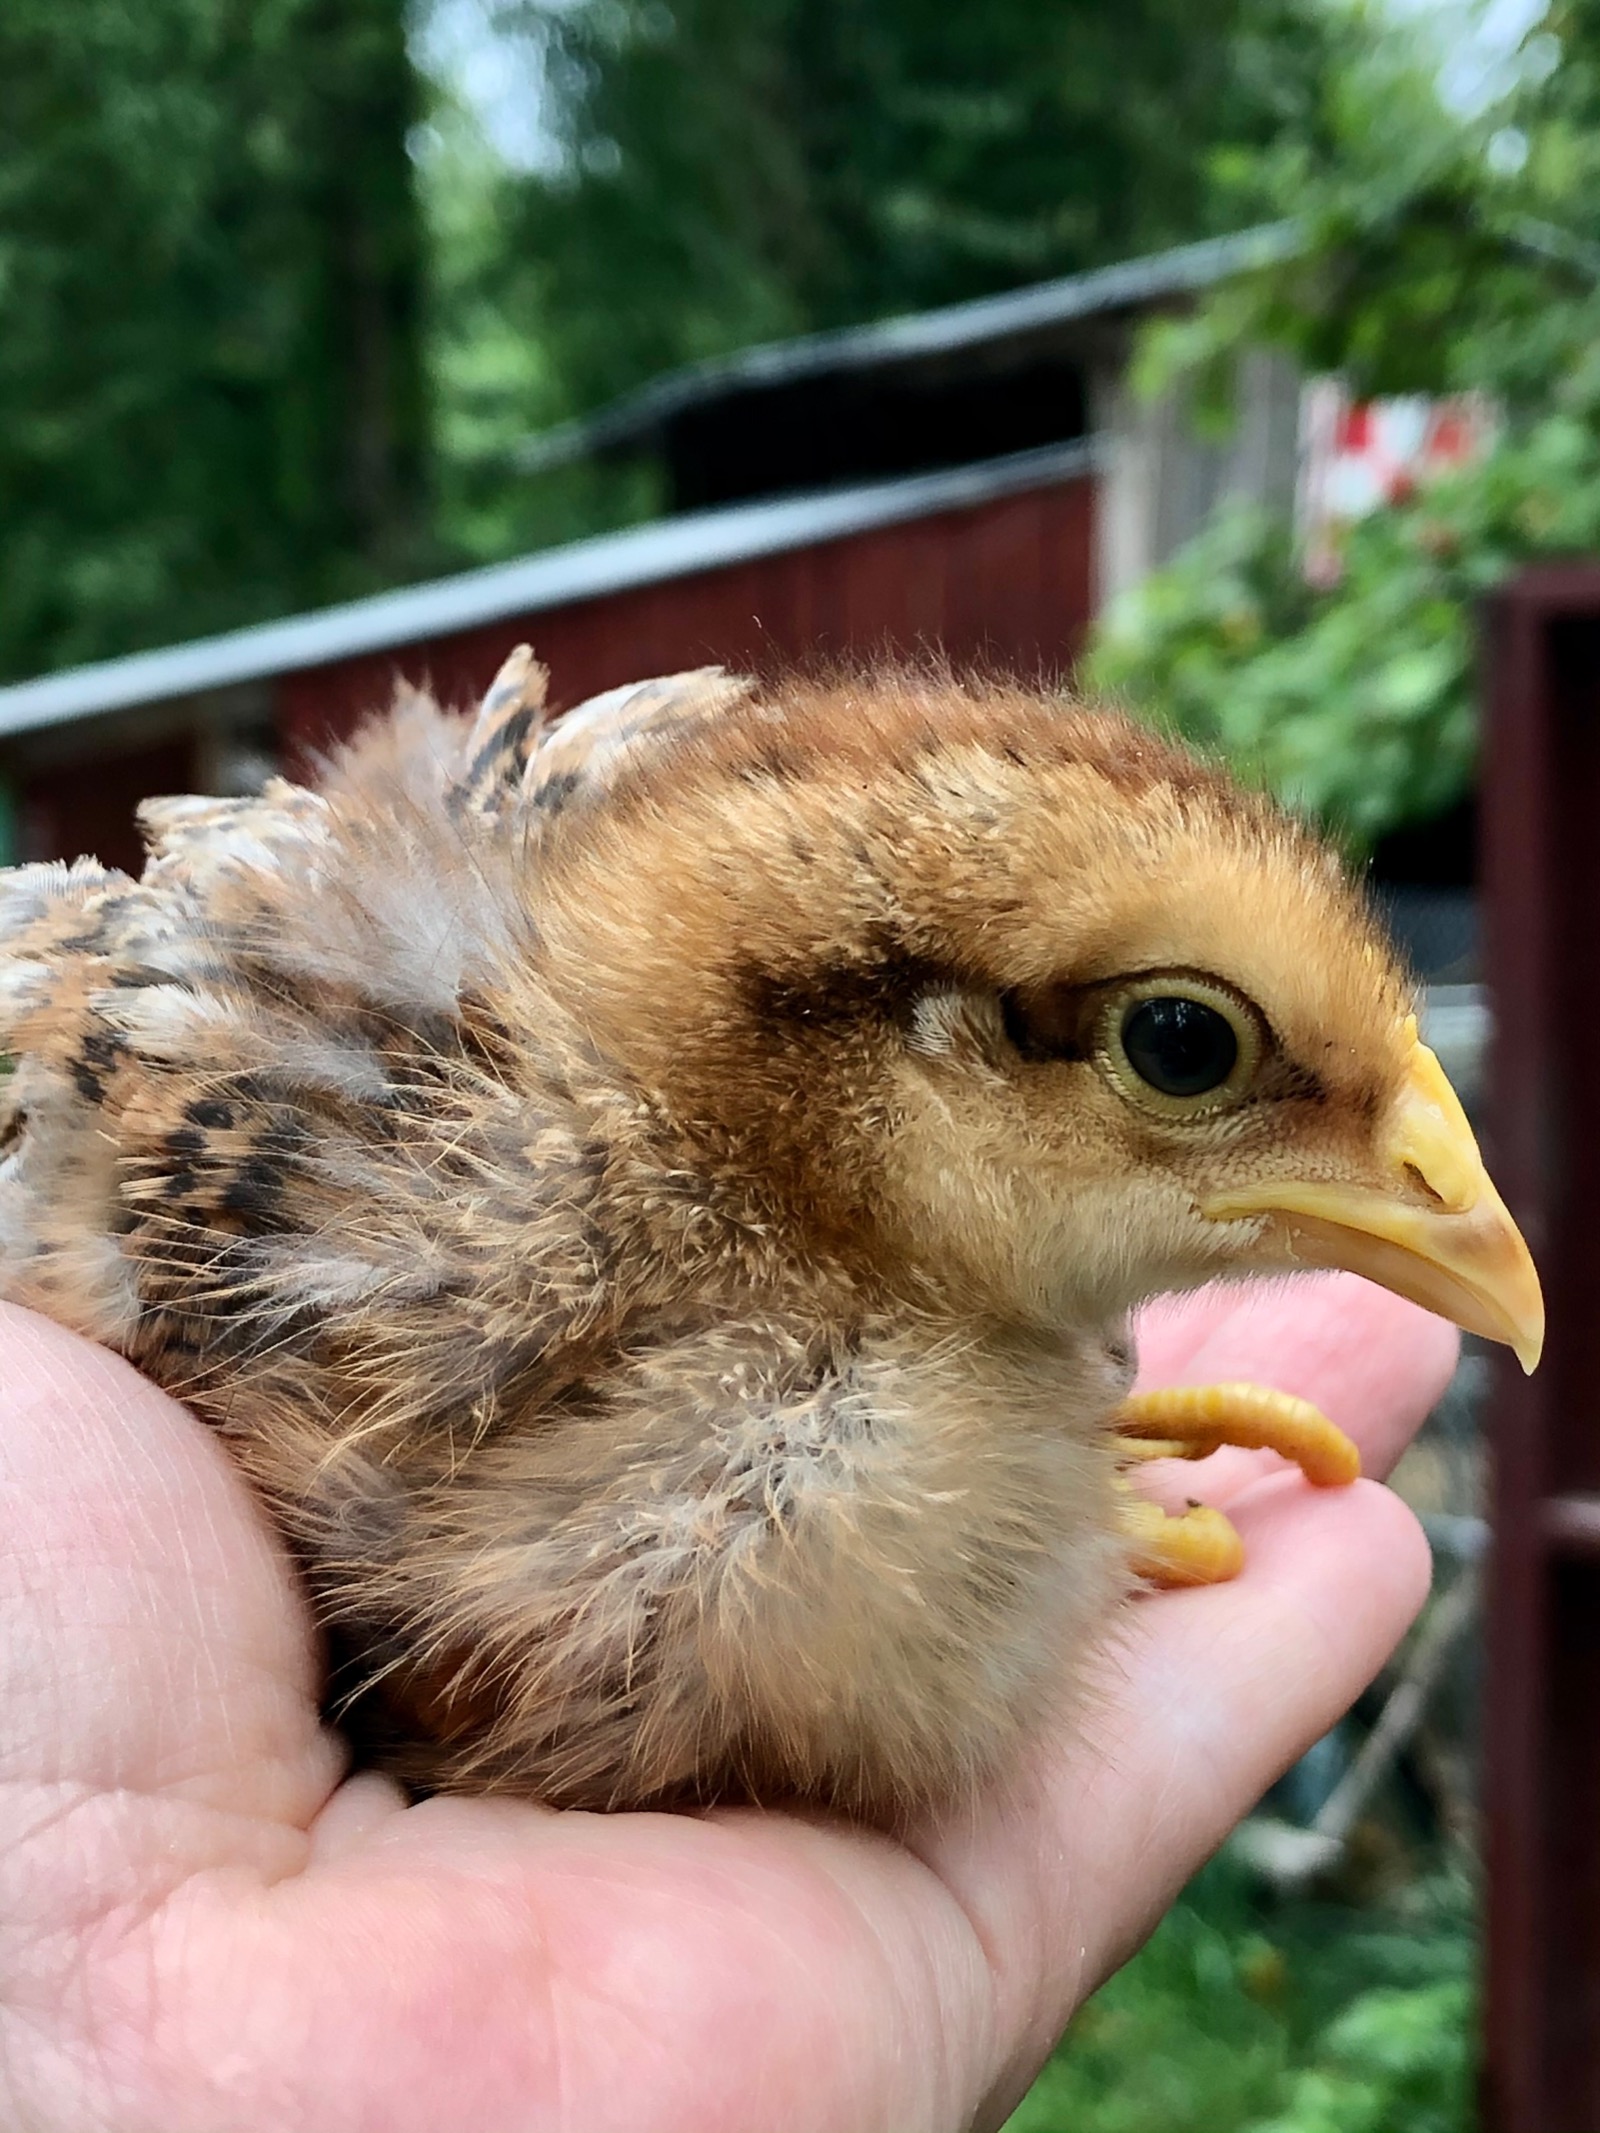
[511,222,1301,474]
[0,439,1101,742]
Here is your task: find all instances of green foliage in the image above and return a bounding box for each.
[0,0,432,682]
[415,84,664,562]
[478,0,1340,414]
[5,0,1352,629]
[1005,1860,1473,2133]
[1134,5,1550,412]
[1093,409,1600,846]
[1249,1982,1472,2133]
[1091,0,1600,842]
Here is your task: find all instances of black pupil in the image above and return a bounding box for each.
[1121,997,1238,1099]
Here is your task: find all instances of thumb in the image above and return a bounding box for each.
[0,1303,337,1825]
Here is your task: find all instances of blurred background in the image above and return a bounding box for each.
[7,1,1600,2126]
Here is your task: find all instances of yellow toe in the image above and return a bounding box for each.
[1114,1383,1360,1488]
[1121,1496,1246,1586]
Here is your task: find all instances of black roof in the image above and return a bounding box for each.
[512,224,1297,508]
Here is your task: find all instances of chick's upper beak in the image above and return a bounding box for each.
[1202,1018,1545,1372]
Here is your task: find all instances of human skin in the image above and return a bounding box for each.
[0,1276,1454,2133]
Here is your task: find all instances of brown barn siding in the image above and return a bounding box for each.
[280,472,1096,761]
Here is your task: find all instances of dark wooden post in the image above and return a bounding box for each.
[1483,565,1600,2130]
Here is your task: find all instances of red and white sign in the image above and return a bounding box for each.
[1298,379,1495,583]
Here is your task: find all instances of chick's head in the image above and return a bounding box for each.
[543,673,1541,1364]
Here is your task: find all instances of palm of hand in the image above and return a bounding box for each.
[0,1279,1452,2133]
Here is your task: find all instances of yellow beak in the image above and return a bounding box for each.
[1202,1017,1545,1372]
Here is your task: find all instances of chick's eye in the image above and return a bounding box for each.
[1120,996,1239,1099]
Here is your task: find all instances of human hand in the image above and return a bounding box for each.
[0,1279,1453,2132]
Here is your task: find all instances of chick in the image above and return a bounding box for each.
[0,650,1541,1822]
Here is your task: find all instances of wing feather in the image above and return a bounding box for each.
[0,646,754,1364]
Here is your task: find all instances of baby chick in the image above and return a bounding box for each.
[0,650,1541,1822]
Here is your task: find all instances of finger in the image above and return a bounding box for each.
[0,1303,337,1825]
[1135,1272,1460,1485]
[919,1472,1432,2127]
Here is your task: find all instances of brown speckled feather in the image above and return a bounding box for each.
[0,646,1415,1819]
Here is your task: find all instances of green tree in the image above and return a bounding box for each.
[479,0,1339,414]
[0,0,430,682]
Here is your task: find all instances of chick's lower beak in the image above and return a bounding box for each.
[1202,1021,1545,1372]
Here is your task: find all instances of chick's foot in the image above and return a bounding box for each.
[1113,1383,1362,1588]
[1118,1494,1245,1584]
